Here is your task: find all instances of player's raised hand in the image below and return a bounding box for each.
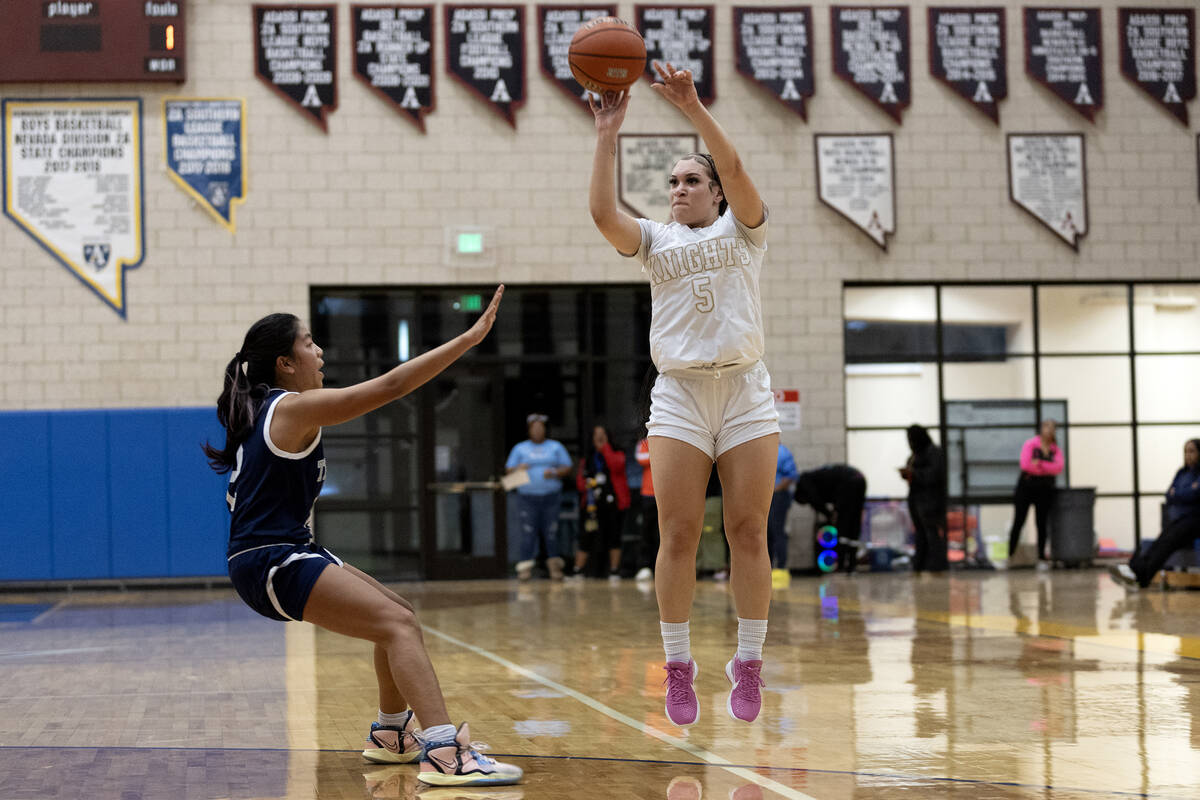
[651,61,700,111]
[589,88,632,136]
[463,285,504,346]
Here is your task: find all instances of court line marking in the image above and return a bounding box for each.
[424,625,819,800]
[0,744,1179,798]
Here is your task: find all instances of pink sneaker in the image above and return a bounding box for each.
[663,660,700,726]
[362,713,422,763]
[725,656,764,722]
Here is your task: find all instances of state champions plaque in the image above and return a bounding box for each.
[1007,133,1087,250]
[1024,7,1102,122]
[618,133,698,221]
[815,133,895,250]
[637,6,716,105]
[2,98,145,316]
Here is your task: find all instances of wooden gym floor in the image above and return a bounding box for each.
[2,569,1199,799]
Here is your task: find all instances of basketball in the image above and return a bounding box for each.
[568,17,646,94]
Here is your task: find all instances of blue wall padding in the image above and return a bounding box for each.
[0,407,228,581]
[0,412,54,580]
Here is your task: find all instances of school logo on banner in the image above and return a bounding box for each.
[2,98,145,317]
[164,99,247,232]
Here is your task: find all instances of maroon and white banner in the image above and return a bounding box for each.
[928,7,1006,123]
[636,6,716,105]
[1024,7,1103,122]
[352,5,435,131]
[254,5,338,131]
[538,5,617,109]
[1119,8,1194,126]
[445,5,526,127]
[831,6,911,123]
[734,6,813,119]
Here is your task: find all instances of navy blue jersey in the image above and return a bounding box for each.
[226,389,326,557]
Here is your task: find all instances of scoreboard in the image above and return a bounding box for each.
[0,0,186,82]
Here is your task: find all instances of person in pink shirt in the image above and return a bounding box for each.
[1007,419,1065,566]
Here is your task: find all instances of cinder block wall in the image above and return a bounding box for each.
[3,0,1197,473]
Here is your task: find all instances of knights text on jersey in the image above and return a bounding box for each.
[226,389,327,557]
[629,208,768,373]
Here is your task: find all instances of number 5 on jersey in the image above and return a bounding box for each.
[692,276,714,312]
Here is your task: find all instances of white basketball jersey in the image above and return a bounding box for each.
[629,208,768,373]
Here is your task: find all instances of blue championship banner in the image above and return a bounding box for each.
[163,99,246,232]
[2,98,145,317]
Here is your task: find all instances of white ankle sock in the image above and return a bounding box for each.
[422,723,457,745]
[737,617,767,662]
[378,709,412,728]
[661,620,691,664]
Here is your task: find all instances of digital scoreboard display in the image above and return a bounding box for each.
[0,0,186,82]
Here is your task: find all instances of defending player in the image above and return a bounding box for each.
[588,63,780,725]
[203,287,522,787]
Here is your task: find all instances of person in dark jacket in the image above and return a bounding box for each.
[901,425,948,573]
[574,424,631,579]
[1110,438,1200,589]
[793,464,867,572]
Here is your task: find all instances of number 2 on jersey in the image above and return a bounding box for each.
[692,276,714,313]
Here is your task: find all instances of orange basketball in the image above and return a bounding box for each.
[568,17,646,94]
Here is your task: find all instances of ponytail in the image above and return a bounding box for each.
[203,313,301,473]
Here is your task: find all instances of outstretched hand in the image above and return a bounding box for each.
[650,61,701,111]
[464,285,504,346]
[588,88,631,136]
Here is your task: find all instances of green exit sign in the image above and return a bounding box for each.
[456,232,484,254]
[460,294,483,312]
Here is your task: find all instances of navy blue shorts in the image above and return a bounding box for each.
[227,542,343,622]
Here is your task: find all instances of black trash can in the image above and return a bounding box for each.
[1049,487,1096,567]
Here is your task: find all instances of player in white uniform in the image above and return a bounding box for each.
[588,62,780,726]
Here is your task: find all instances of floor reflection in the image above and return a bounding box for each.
[2,571,1200,798]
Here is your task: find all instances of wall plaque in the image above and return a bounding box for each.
[929,7,1006,123]
[1024,7,1103,121]
[3,98,145,316]
[1007,133,1087,250]
[733,6,814,119]
[815,133,895,250]
[617,133,698,220]
[831,6,910,123]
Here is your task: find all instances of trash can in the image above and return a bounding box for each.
[1049,487,1095,567]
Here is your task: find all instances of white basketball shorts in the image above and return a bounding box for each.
[647,360,781,460]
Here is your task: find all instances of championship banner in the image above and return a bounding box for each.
[831,6,911,123]
[815,133,895,250]
[636,6,716,105]
[733,6,814,119]
[253,5,338,131]
[163,99,246,233]
[1118,8,1195,126]
[2,98,145,317]
[1024,8,1103,122]
[1007,133,1087,250]
[928,7,1006,123]
[539,5,617,110]
[445,5,526,127]
[353,5,435,131]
